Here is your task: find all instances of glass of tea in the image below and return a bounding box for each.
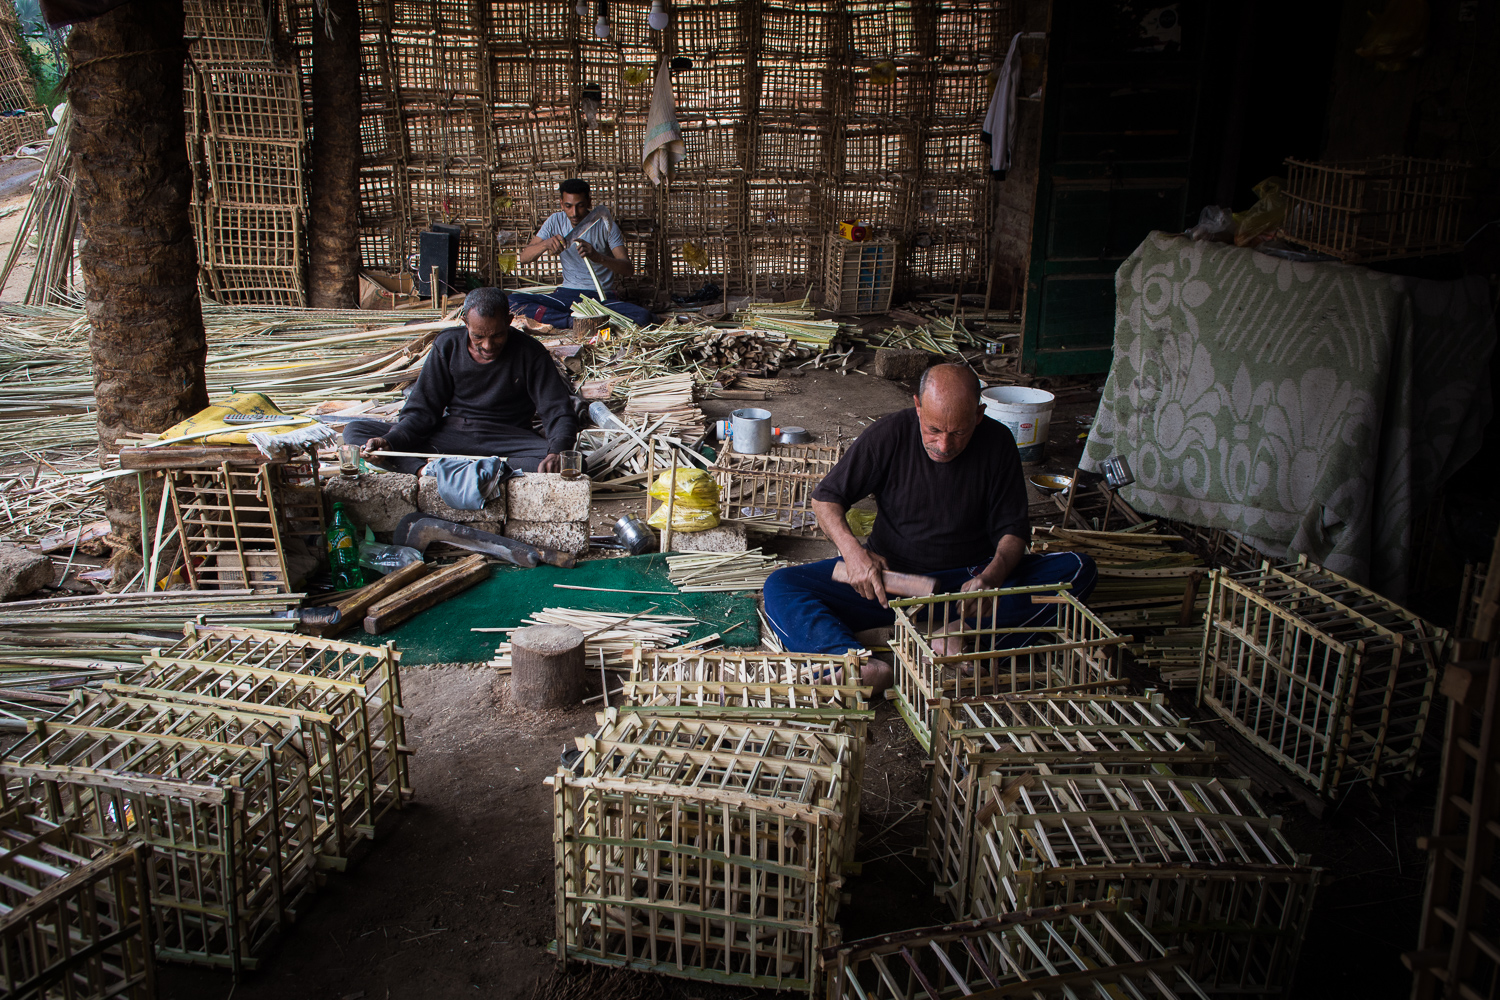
[559,449,584,479]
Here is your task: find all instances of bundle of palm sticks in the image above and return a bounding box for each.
[665,548,786,592]
[622,373,705,445]
[1030,524,1208,624]
[479,607,711,674]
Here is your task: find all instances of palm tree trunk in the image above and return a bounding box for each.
[68,0,207,582]
[308,0,361,308]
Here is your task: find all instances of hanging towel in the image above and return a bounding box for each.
[426,456,516,510]
[642,54,685,185]
[981,32,1023,179]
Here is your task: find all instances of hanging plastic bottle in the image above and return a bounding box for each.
[326,502,367,591]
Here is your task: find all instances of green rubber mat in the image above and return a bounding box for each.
[380,553,761,665]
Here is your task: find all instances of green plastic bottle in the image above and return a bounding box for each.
[326,502,367,591]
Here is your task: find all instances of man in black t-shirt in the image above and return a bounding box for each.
[762,364,1096,692]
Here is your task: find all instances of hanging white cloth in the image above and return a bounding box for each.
[642,54,685,185]
[981,32,1023,178]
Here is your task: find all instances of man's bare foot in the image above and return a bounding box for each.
[860,656,894,695]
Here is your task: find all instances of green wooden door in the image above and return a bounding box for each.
[1022,3,1220,375]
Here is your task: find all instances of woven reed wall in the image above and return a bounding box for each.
[328,0,1011,302]
[0,0,49,154]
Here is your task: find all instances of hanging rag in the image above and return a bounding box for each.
[152,392,337,460]
[981,32,1023,179]
[425,456,517,510]
[642,54,685,185]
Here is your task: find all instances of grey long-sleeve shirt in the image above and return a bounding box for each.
[382,326,578,454]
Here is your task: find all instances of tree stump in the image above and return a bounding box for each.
[572,315,607,341]
[510,624,585,709]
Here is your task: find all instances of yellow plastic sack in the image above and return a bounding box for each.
[1231,177,1287,247]
[157,392,321,447]
[647,467,721,532]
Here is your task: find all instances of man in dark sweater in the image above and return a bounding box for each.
[343,287,578,474]
[762,364,1095,692]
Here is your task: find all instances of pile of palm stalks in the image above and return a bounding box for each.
[0,590,301,721]
[665,549,785,592]
[736,300,842,348]
[687,328,803,374]
[1031,525,1209,629]
[870,316,1002,354]
[621,373,705,445]
[481,607,699,673]
[0,109,79,307]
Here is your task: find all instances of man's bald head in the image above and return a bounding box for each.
[913,364,986,464]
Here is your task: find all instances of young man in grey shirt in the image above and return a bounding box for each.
[507,178,656,330]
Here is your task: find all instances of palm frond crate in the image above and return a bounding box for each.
[710,440,846,537]
[890,586,1127,752]
[823,236,896,314]
[0,804,156,1000]
[630,647,861,686]
[1282,156,1470,262]
[0,722,319,974]
[822,898,1211,1000]
[968,772,1317,999]
[1198,562,1444,799]
[925,692,1221,916]
[554,709,859,994]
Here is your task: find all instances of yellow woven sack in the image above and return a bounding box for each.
[156,392,322,447]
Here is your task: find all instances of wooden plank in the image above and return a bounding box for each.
[363,555,490,634]
[119,445,272,469]
[307,560,435,638]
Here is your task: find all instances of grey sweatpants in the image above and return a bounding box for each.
[343,415,553,474]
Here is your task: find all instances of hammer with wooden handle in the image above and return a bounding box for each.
[831,560,938,597]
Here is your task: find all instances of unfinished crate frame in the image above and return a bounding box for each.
[891,587,1127,752]
[966,772,1314,999]
[1197,565,1443,799]
[822,898,1210,1000]
[925,693,1220,916]
[709,441,846,537]
[555,730,853,993]
[0,803,156,1000]
[0,722,318,973]
[630,647,861,687]
[150,624,411,804]
[823,236,897,314]
[1283,156,1470,262]
[619,679,871,721]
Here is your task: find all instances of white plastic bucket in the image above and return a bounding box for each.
[981,386,1055,463]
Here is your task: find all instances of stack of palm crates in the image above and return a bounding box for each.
[0,625,411,975]
[553,648,871,995]
[1197,556,1447,800]
[890,583,1320,998]
[0,802,156,999]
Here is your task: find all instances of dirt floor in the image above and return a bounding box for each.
[143,357,1443,1000]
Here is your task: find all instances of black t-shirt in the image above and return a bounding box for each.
[811,408,1030,574]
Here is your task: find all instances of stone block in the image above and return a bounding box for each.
[323,473,418,532]
[505,472,592,523]
[0,544,52,598]
[506,519,589,556]
[417,476,507,533]
[667,522,747,553]
[873,348,933,380]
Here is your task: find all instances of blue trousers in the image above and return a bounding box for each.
[762,552,1097,656]
[507,287,655,330]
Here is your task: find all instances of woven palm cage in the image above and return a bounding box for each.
[0,0,48,153]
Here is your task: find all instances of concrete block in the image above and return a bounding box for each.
[0,544,52,598]
[667,522,747,553]
[873,348,933,380]
[323,473,418,532]
[505,519,589,556]
[505,472,592,523]
[417,477,507,534]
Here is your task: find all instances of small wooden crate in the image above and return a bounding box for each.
[619,679,871,721]
[924,692,1219,916]
[890,587,1126,751]
[167,459,324,593]
[1283,156,1470,261]
[554,716,854,993]
[823,898,1209,1000]
[0,723,318,973]
[631,647,860,686]
[0,805,156,1000]
[1198,563,1444,799]
[968,772,1316,999]
[710,440,846,537]
[823,236,896,314]
[151,624,411,803]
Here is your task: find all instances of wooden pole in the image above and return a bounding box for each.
[510,624,585,709]
[661,458,679,553]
